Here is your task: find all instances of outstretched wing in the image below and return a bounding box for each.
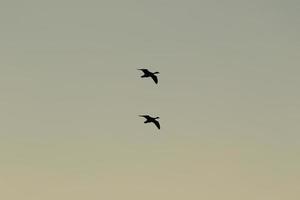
[139,115,150,119]
[150,74,158,84]
[137,68,149,74]
[153,120,160,129]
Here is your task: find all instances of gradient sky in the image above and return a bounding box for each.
[0,0,300,199]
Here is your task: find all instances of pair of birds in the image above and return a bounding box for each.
[138,68,161,130]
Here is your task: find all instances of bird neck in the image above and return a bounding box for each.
[153,72,159,74]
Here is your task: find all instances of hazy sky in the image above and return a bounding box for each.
[0,0,299,199]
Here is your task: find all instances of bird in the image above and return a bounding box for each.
[139,115,160,129]
[137,68,160,84]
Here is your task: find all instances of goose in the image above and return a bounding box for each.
[139,115,160,129]
[137,68,160,84]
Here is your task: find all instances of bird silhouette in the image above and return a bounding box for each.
[139,115,160,129]
[138,68,160,84]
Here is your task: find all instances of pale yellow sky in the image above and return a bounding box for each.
[0,0,299,199]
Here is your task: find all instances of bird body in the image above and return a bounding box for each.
[138,68,159,84]
[139,115,160,129]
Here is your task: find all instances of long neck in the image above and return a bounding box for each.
[153,72,159,74]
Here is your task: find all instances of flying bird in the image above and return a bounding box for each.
[137,68,160,84]
[139,115,160,129]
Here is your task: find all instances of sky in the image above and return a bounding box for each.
[0,0,299,199]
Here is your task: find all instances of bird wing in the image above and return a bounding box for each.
[139,115,150,118]
[153,120,160,129]
[138,69,149,73]
[150,74,158,84]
